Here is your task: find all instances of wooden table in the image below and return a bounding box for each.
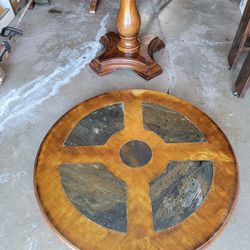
[34,90,238,249]
[90,0,165,80]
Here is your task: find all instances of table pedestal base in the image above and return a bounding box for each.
[90,32,165,80]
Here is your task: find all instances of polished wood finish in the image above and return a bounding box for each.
[234,50,250,98]
[90,32,165,80]
[228,0,250,69]
[89,0,98,14]
[34,90,238,250]
[90,0,165,80]
[117,0,141,53]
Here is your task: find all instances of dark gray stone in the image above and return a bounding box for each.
[142,103,206,143]
[64,103,124,146]
[150,161,213,231]
[120,140,152,167]
[60,163,127,232]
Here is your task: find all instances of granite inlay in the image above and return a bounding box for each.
[120,140,152,167]
[142,103,206,143]
[65,103,124,146]
[60,163,127,232]
[150,161,213,231]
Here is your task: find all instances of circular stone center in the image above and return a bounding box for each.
[120,140,152,167]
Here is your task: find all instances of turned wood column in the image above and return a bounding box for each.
[117,0,141,53]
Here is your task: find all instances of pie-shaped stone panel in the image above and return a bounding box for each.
[65,103,124,146]
[60,163,127,232]
[142,103,206,143]
[150,161,213,231]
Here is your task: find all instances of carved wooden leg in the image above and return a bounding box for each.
[89,0,98,14]
[90,0,165,80]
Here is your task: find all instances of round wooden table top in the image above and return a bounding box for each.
[34,89,239,250]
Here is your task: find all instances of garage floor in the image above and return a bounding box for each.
[0,0,249,249]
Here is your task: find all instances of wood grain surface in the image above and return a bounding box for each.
[90,32,165,80]
[34,89,239,250]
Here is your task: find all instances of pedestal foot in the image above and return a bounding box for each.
[90,32,165,80]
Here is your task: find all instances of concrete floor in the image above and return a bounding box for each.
[0,0,249,249]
